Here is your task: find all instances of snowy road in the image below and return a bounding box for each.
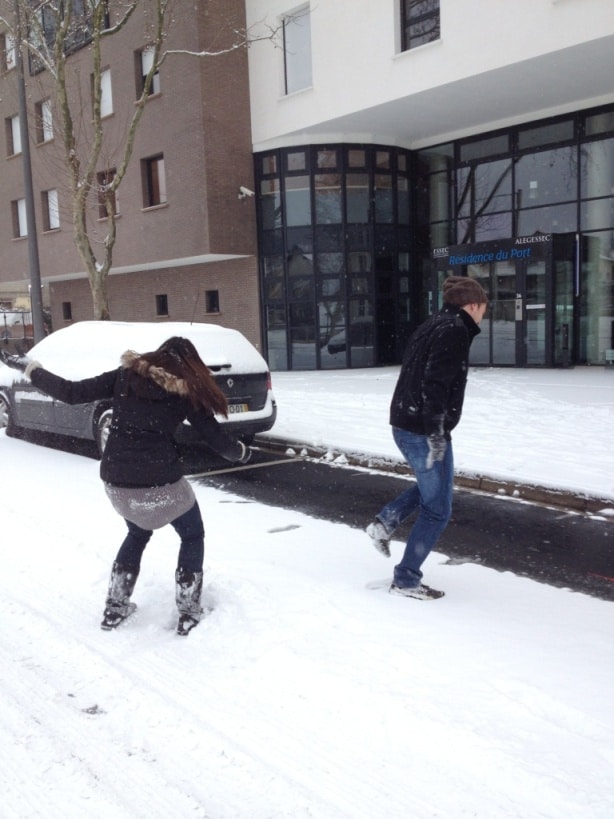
[199,450,614,601]
[2,431,613,818]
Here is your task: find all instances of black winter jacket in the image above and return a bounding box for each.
[29,351,244,487]
[389,303,480,438]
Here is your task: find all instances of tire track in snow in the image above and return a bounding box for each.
[0,577,362,819]
[0,593,215,819]
[85,575,421,819]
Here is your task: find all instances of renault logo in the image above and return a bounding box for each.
[227,378,234,388]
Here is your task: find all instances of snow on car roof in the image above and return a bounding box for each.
[26,321,268,379]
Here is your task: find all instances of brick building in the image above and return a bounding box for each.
[0,0,262,351]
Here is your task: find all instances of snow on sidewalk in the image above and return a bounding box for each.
[266,366,614,503]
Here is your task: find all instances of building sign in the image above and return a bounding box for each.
[432,234,553,265]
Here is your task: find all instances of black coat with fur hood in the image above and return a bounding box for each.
[389,303,481,438]
[29,351,244,487]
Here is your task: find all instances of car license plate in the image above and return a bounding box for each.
[228,403,249,414]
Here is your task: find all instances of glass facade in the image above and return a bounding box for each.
[255,104,614,369]
[257,145,413,370]
[416,105,614,367]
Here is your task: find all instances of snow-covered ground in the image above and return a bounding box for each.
[1,365,613,818]
[268,366,614,502]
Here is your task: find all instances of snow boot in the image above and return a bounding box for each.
[100,562,140,630]
[175,568,204,636]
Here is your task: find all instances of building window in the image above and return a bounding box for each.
[94,67,113,118]
[142,154,167,207]
[6,115,21,155]
[155,294,168,316]
[97,168,118,218]
[401,0,440,52]
[30,1,109,67]
[456,158,513,244]
[11,198,27,238]
[585,110,614,137]
[136,45,160,96]
[62,301,72,321]
[34,99,53,143]
[1,32,16,71]
[205,290,220,313]
[42,189,60,231]
[283,5,312,94]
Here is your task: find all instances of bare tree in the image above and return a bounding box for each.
[0,1,284,320]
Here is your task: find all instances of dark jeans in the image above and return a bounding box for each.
[115,501,205,572]
[376,427,454,588]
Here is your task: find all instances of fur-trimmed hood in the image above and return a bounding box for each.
[120,350,190,397]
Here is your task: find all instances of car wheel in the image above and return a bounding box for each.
[0,392,10,430]
[95,408,113,456]
[0,392,23,438]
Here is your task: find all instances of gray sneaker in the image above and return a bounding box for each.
[366,519,391,557]
[389,583,445,600]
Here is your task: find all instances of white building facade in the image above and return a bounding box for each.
[245,0,614,369]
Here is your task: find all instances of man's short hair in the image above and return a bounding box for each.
[443,276,489,306]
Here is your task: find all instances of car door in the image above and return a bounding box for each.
[10,379,56,431]
[52,398,96,438]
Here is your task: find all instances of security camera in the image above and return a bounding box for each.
[238,185,255,199]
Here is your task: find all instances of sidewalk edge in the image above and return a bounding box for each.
[256,435,614,517]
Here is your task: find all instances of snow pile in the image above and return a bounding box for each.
[268,366,614,500]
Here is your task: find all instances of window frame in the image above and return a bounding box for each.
[35,99,53,144]
[136,45,160,97]
[42,188,60,231]
[29,1,110,73]
[6,114,21,156]
[282,5,312,95]
[401,0,441,53]
[97,168,118,219]
[155,293,169,316]
[11,198,27,238]
[205,290,220,314]
[97,67,113,118]
[142,154,167,208]
[1,32,16,71]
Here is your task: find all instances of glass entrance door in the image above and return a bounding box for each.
[467,260,517,365]
[467,259,549,366]
[431,237,555,366]
[523,260,547,365]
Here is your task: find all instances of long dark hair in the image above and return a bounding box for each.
[141,336,229,417]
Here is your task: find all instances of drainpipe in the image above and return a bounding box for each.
[14,0,45,343]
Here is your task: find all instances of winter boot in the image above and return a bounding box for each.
[100,562,140,630]
[175,568,204,636]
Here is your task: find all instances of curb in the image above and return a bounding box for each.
[256,435,614,517]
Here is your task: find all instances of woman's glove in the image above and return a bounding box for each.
[0,349,31,372]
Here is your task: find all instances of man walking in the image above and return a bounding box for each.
[367,275,488,599]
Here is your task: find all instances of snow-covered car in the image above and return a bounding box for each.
[0,321,276,455]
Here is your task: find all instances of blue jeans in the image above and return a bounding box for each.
[115,501,205,572]
[376,427,454,588]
